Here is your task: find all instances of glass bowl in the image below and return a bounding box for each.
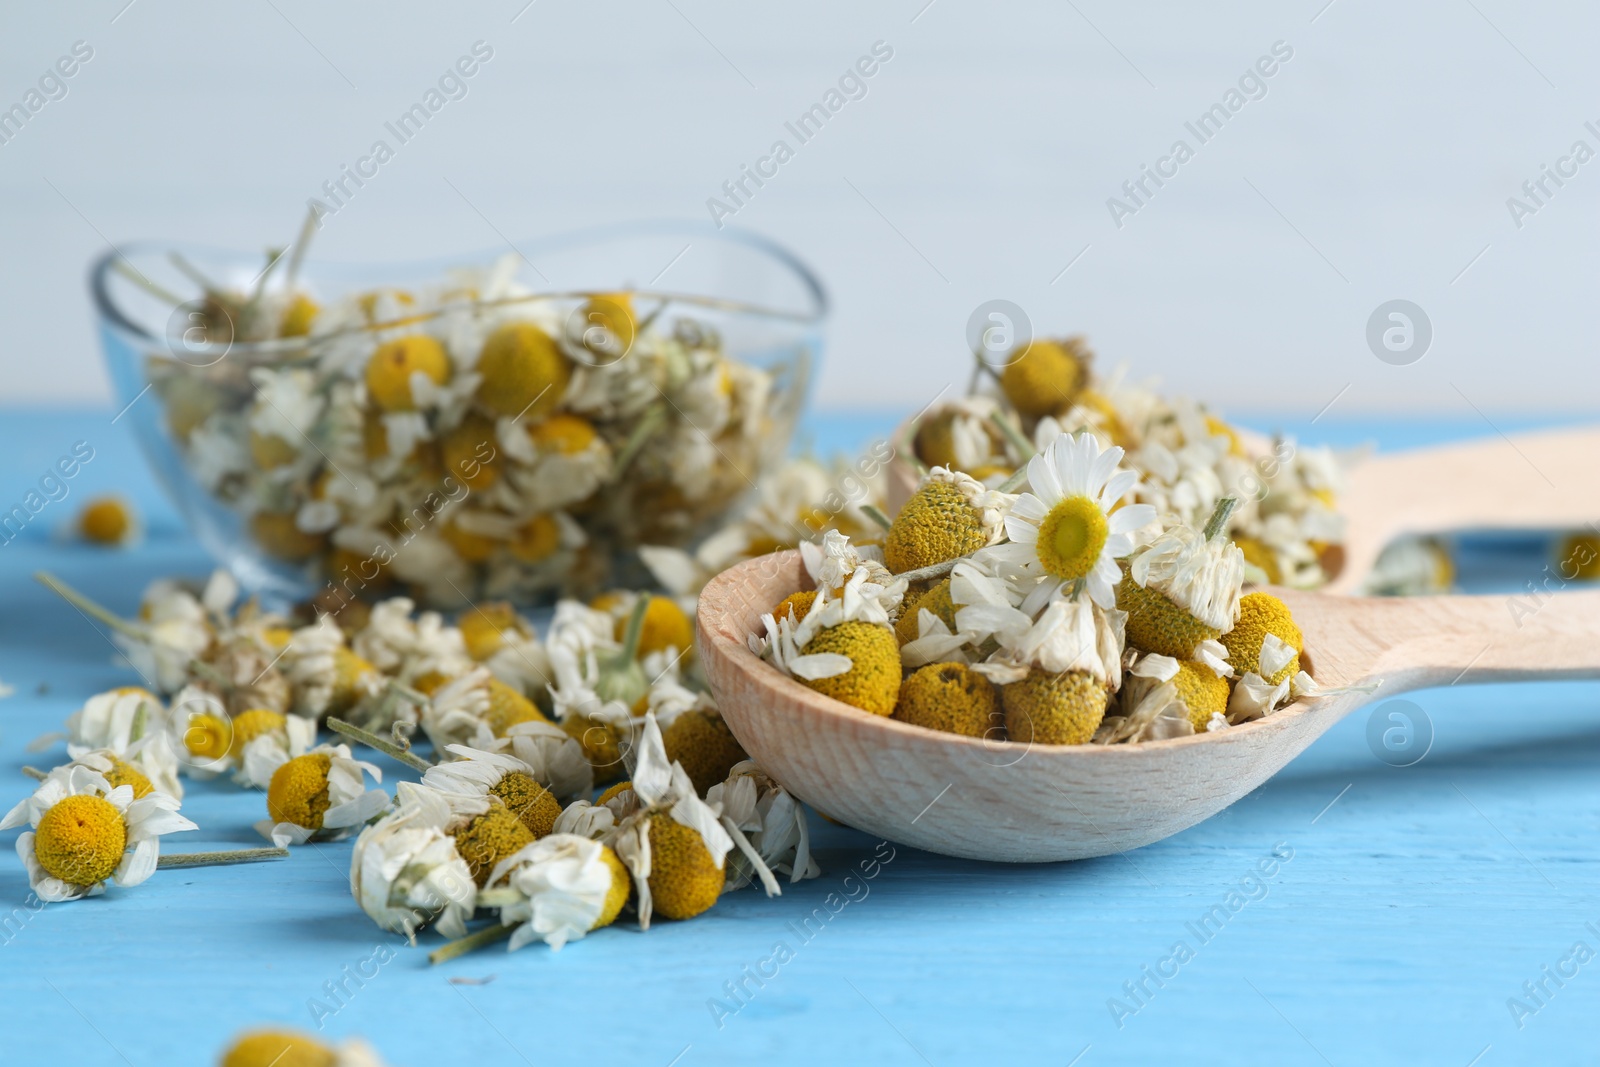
[92,222,827,609]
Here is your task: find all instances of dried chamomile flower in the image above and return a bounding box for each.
[913,395,1009,472]
[234,709,319,790]
[1364,535,1455,596]
[706,762,819,891]
[593,592,695,658]
[424,745,563,839]
[350,597,473,685]
[503,413,614,513]
[660,708,748,796]
[1094,655,1194,744]
[63,687,183,799]
[978,431,1155,613]
[365,334,451,412]
[421,666,551,751]
[893,662,999,739]
[284,617,384,718]
[457,601,530,663]
[500,719,595,802]
[474,320,569,421]
[999,336,1092,419]
[894,579,956,647]
[479,833,631,951]
[0,763,195,901]
[611,714,736,926]
[219,1028,389,1067]
[260,744,387,847]
[882,467,1010,574]
[114,574,218,693]
[971,594,1125,746]
[77,495,138,546]
[1220,591,1304,686]
[350,782,476,941]
[1118,497,1243,667]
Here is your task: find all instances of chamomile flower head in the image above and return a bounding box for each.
[0,763,195,902]
[1000,668,1109,746]
[350,783,476,941]
[610,714,736,927]
[707,762,820,891]
[350,597,473,684]
[660,708,749,796]
[364,334,451,412]
[893,662,1000,739]
[882,467,1011,574]
[260,744,387,847]
[1220,592,1304,686]
[456,601,529,663]
[77,495,139,546]
[970,592,1126,691]
[219,1029,389,1067]
[474,320,569,421]
[234,710,319,790]
[894,579,956,647]
[1119,654,1230,733]
[912,395,1008,472]
[979,431,1155,613]
[114,579,213,694]
[484,833,632,951]
[504,412,614,512]
[284,617,384,718]
[424,745,563,839]
[1119,499,1245,662]
[799,530,905,614]
[999,336,1092,419]
[64,687,183,799]
[58,749,156,799]
[1094,654,1198,744]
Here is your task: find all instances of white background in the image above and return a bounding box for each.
[0,0,1595,417]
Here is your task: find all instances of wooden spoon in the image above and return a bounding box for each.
[696,550,1600,863]
[884,421,1600,594]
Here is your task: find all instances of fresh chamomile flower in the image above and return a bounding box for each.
[260,744,388,847]
[611,713,737,926]
[350,781,477,941]
[219,1028,389,1067]
[882,467,1011,575]
[979,431,1156,614]
[1118,497,1244,668]
[63,687,183,799]
[660,708,749,796]
[706,762,819,892]
[1220,591,1304,686]
[893,662,1000,739]
[1,763,196,901]
[423,745,563,839]
[999,336,1092,419]
[479,833,631,951]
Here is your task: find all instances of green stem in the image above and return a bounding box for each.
[996,468,1028,494]
[111,259,186,307]
[157,847,288,869]
[860,504,893,531]
[429,922,514,964]
[1203,496,1239,541]
[636,298,670,334]
[327,717,433,773]
[610,402,668,481]
[35,572,145,639]
[618,596,650,663]
[988,410,1036,465]
[285,204,319,287]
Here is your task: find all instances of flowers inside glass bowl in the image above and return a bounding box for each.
[93,223,825,607]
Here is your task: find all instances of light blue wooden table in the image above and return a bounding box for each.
[1,409,1594,1067]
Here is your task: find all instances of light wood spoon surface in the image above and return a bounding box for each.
[884,422,1600,594]
[697,550,1600,863]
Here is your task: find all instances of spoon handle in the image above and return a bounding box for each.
[1284,587,1600,693]
[1328,425,1600,593]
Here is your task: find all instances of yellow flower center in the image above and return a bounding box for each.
[221,1030,337,1067]
[529,413,598,455]
[79,497,132,544]
[34,794,127,887]
[103,758,154,799]
[185,713,232,761]
[232,709,287,751]
[489,772,561,838]
[509,514,561,563]
[267,753,334,830]
[1036,495,1109,581]
[453,807,535,886]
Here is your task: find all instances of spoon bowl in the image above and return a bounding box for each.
[696,550,1600,862]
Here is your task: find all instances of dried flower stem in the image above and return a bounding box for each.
[429,922,513,964]
[35,572,145,639]
[1203,496,1239,540]
[158,847,288,869]
[111,259,186,307]
[327,717,433,773]
[21,766,46,781]
[988,410,1036,466]
[860,504,893,531]
[610,402,668,481]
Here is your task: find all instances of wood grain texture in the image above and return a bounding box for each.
[697,550,1600,863]
[885,420,1600,594]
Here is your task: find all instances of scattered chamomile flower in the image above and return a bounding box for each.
[62,686,183,799]
[233,709,319,789]
[1118,496,1243,669]
[350,597,473,685]
[1,763,196,901]
[260,744,388,847]
[660,708,749,796]
[284,617,384,718]
[611,714,738,926]
[882,467,1011,574]
[706,761,819,891]
[478,833,631,951]
[350,781,477,942]
[978,431,1155,613]
[219,1028,389,1067]
[423,745,563,839]
[77,495,139,546]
